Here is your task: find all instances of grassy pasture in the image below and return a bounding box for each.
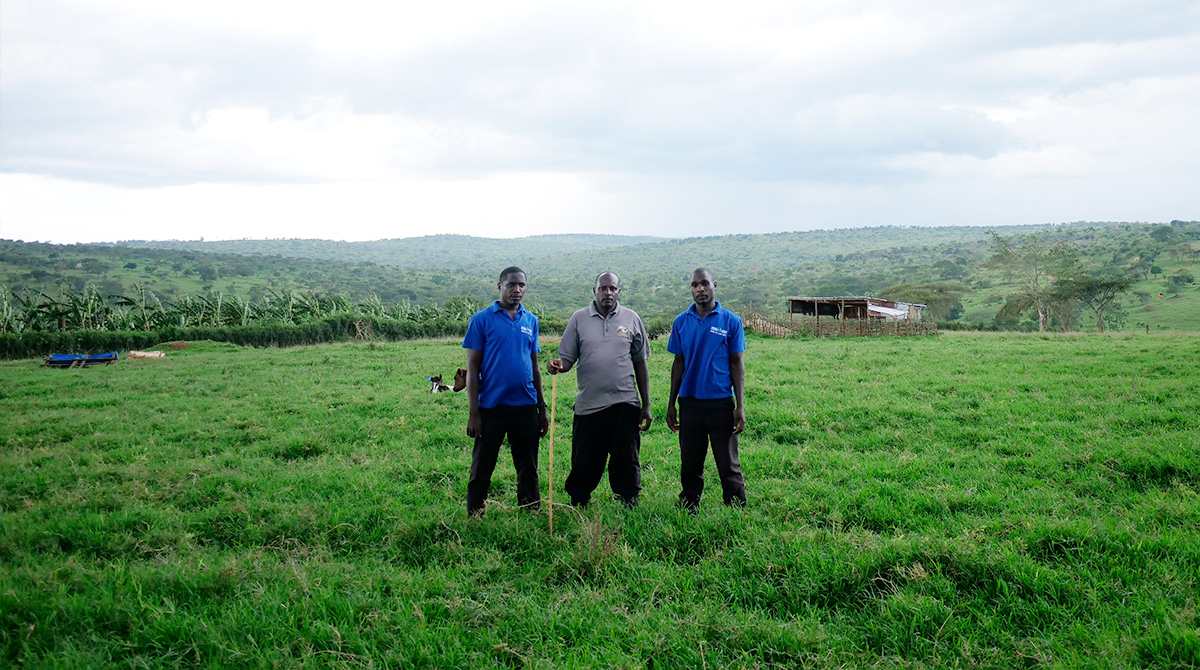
[1,333,1198,668]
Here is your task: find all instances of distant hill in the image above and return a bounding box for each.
[119,226,1065,271]
[5,221,1198,330]
[118,234,668,272]
[119,223,1143,277]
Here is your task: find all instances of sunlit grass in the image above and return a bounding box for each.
[2,333,1198,668]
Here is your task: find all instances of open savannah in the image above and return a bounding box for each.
[2,331,1197,668]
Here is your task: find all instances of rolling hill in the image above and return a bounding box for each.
[5,221,1199,330]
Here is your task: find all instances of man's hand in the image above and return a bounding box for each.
[547,358,566,375]
[666,405,679,432]
[538,407,549,437]
[638,406,653,432]
[732,406,746,435]
[466,412,483,439]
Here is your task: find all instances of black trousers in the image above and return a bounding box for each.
[467,404,541,515]
[678,397,746,508]
[564,402,642,505]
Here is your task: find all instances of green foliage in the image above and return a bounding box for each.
[120,234,666,271]
[1,334,1198,667]
[6,221,1200,332]
[0,316,471,360]
[1056,275,1137,333]
[877,281,970,321]
[1167,271,1195,291]
[988,231,1083,332]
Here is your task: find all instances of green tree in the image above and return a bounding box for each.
[442,295,481,321]
[1166,271,1195,293]
[0,288,13,334]
[1060,275,1135,333]
[80,258,111,275]
[1041,280,1083,332]
[1149,225,1177,243]
[877,281,969,321]
[933,259,967,279]
[988,232,1081,332]
[113,284,165,331]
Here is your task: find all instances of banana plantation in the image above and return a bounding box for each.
[0,283,484,335]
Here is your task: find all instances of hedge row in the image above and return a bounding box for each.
[935,321,1005,332]
[0,315,474,361]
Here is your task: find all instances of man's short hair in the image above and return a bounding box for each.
[691,267,714,281]
[499,266,526,283]
[594,272,620,288]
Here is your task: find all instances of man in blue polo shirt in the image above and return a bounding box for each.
[666,267,747,510]
[463,266,549,517]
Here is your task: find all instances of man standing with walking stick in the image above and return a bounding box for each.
[665,268,747,511]
[548,272,652,508]
[463,266,549,517]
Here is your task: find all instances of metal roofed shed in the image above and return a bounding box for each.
[788,296,926,320]
[779,296,933,337]
[868,303,913,319]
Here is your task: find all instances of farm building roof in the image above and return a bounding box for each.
[786,296,928,307]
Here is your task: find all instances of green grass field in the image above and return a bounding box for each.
[2,333,1198,668]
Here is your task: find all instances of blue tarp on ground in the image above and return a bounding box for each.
[45,351,119,367]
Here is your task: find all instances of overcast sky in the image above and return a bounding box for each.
[2,0,1198,243]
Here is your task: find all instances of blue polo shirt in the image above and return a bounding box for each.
[463,301,542,409]
[667,301,746,400]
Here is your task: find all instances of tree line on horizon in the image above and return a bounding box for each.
[2,220,1198,337]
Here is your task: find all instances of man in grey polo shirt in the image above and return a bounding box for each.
[547,272,652,508]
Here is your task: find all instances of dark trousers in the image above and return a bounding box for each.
[678,397,746,508]
[564,403,642,505]
[467,405,541,515]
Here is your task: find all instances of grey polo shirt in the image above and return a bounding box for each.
[558,302,649,415]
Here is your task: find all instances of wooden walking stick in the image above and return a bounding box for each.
[548,373,557,533]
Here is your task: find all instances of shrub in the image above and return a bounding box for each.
[0,316,473,360]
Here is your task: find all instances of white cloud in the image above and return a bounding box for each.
[0,171,619,243]
[1,0,1197,242]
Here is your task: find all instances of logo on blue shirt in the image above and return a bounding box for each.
[709,326,728,337]
[521,326,534,337]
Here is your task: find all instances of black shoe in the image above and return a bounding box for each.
[571,498,589,509]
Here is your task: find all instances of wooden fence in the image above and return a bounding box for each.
[743,312,938,338]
